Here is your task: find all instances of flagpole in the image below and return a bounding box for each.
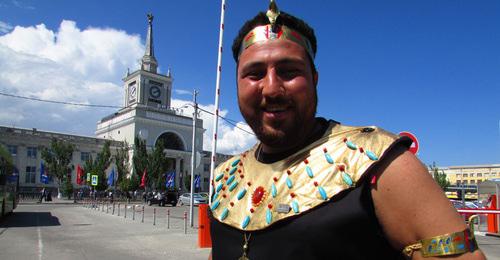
[209,0,226,205]
[189,89,199,227]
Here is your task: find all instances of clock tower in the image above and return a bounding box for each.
[96,14,205,192]
[124,13,172,109]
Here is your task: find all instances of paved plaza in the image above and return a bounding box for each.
[1,200,499,260]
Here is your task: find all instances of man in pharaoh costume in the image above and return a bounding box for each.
[209,1,485,259]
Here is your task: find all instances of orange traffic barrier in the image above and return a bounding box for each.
[487,194,498,234]
[198,204,212,248]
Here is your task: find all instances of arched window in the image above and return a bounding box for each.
[156,132,185,151]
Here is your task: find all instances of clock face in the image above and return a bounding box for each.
[149,85,161,99]
[128,85,137,101]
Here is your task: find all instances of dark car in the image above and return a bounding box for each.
[147,191,178,206]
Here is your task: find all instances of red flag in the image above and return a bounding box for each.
[139,169,147,188]
[76,164,83,185]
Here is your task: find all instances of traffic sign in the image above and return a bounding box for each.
[91,175,98,186]
[399,131,419,155]
[86,173,91,182]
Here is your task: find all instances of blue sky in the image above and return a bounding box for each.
[0,0,499,167]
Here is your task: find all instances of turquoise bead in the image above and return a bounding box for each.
[266,208,272,225]
[229,167,237,175]
[211,200,220,211]
[231,158,241,167]
[346,141,357,150]
[291,200,299,213]
[220,208,229,221]
[215,173,224,182]
[324,153,334,164]
[271,183,277,198]
[318,186,328,200]
[226,175,235,185]
[237,189,247,200]
[341,172,354,187]
[286,177,293,189]
[242,216,250,229]
[212,191,219,201]
[366,150,379,161]
[216,183,223,192]
[229,181,238,192]
[305,165,314,178]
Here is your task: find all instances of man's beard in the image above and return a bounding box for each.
[242,95,317,151]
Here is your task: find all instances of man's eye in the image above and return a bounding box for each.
[245,70,265,80]
[279,69,300,79]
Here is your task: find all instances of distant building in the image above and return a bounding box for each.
[440,164,500,187]
[0,14,230,193]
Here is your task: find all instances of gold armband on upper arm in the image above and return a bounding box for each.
[402,228,479,258]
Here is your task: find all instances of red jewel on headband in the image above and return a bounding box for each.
[359,147,364,153]
[267,204,273,209]
[250,208,255,213]
[313,181,319,187]
[290,192,296,198]
[338,165,346,172]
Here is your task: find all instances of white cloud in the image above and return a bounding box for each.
[0,20,256,155]
[12,0,35,10]
[0,21,13,34]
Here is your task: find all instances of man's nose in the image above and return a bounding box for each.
[261,69,284,97]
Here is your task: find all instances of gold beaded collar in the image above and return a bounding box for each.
[210,123,401,231]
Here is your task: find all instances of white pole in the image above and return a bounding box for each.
[190,90,198,227]
[209,0,226,205]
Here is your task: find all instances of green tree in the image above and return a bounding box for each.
[429,162,450,190]
[0,144,14,177]
[132,136,148,188]
[132,136,171,191]
[41,138,74,198]
[83,141,112,191]
[115,141,131,191]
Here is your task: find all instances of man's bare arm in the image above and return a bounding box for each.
[371,145,485,259]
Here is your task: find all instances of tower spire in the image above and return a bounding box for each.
[141,13,158,73]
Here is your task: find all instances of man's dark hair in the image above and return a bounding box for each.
[232,11,317,63]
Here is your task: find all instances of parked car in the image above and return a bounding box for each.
[178,193,208,206]
[147,191,178,206]
[450,200,475,221]
[198,192,209,200]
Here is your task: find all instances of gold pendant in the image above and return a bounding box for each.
[238,255,249,260]
[239,233,251,260]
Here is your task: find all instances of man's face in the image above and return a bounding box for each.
[237,39,318,152]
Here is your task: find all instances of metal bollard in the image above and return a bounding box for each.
[118,203,121,216]
[112,203,115,215]
[124,204,127,219]
[141,205,145,223]
[102,202,105,212]
[184,211,187,234]
[132,205,136,220]
[167,209,170,229]
[153,208,156,226]
[106,203,109,214]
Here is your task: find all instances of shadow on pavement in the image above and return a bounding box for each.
[0,212,61,228]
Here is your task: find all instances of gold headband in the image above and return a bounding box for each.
[238,0,315,60]
[239,24,315,60]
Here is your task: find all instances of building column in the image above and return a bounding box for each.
[175,157,181,191]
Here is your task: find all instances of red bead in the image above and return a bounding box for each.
[287,170,292,175]
[242,154,246,158]
[290,193,296,198]
[338,165,345,172]
[314,181,318,187]
[240,174,244,178]
[268,204,273,209]
[238,169,242,173]
[230,202,234,207]
[247,182,252,186]
[323,147,328,153]
[359,147,364,153]
[250,208,254,213]
[222,194,227,198]
[222,186,226,191]
[225,168,229,172]
[224,176,228,180]
[304,159,309,164]
[273,177,278,182]
[239,162,243,166]
[251,186,266,206]
[343,138,347,142]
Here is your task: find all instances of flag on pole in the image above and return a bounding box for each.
[139,168,147,188]
[107,168,115,187]
[40,161,49,184]
[76,164,84,185]
[194,175,200,188]
[165,172,175,188]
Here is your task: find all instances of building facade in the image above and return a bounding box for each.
[441,164,500,186]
